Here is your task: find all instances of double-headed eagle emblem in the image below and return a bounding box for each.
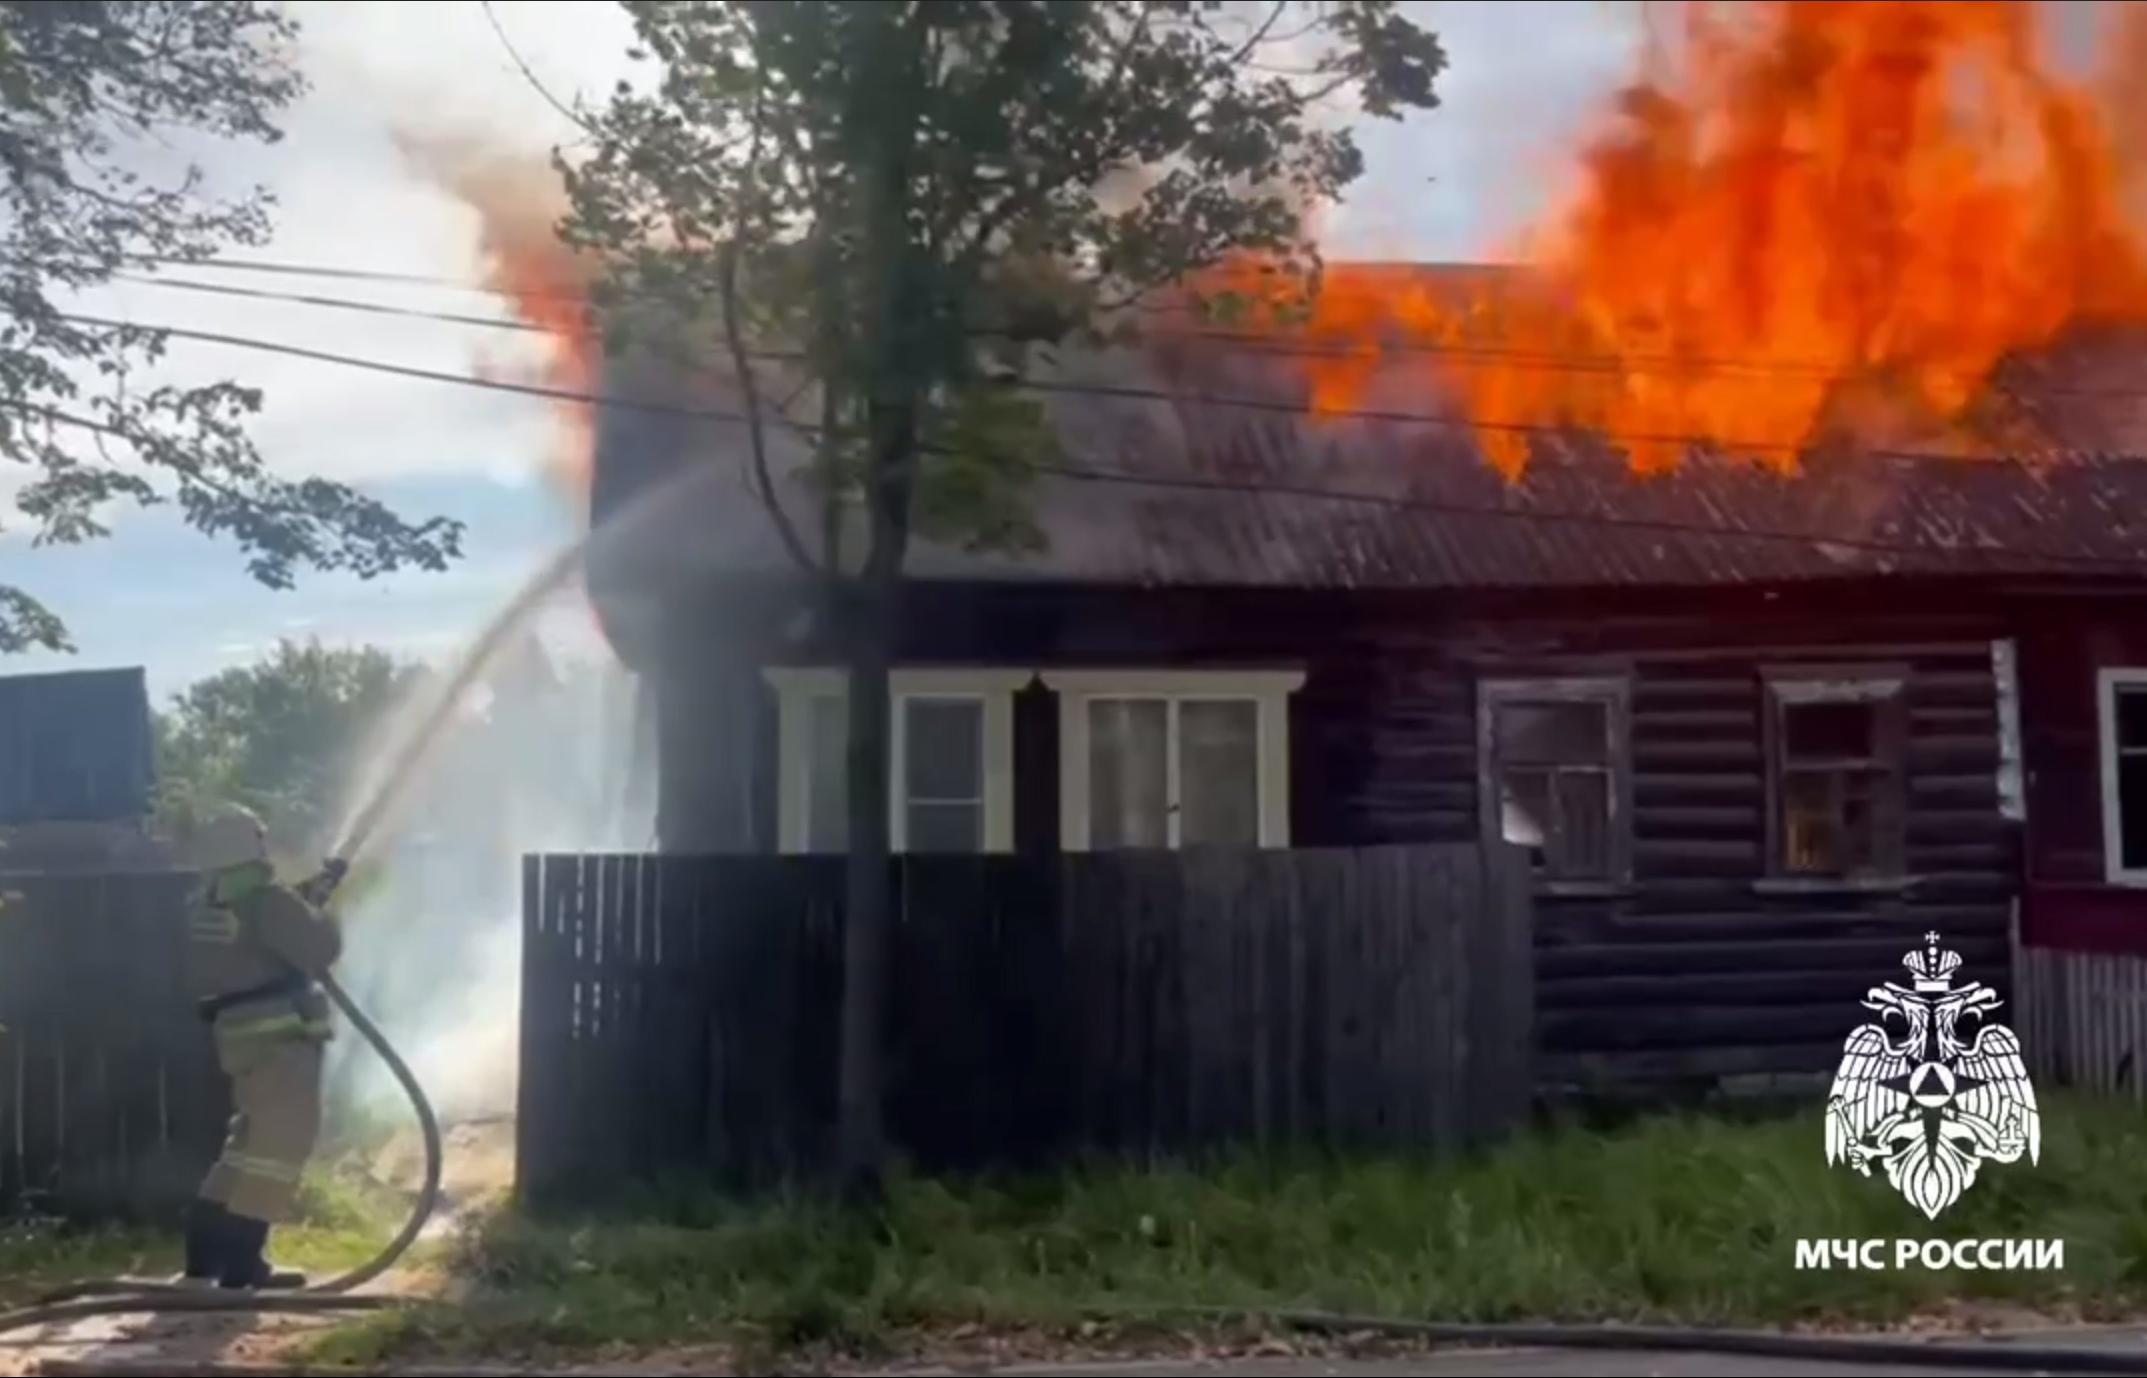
[1824,933,2040,1220]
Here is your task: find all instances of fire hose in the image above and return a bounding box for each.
[0,863,444,1339]
[1,890,2141,1371]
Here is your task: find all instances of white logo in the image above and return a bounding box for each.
[1824,933,2040,1220]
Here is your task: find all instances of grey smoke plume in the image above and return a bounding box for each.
[325,606,653,1131]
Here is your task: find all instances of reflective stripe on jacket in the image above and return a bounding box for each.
[217,1007,334,1044]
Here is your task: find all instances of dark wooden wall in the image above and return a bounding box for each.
[518,843,1532,1202]
[652,580,2022,1094]
[0,872,224,1220]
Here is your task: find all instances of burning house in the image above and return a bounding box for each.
[577,304,2147,1096]
[521,2,2147,1097]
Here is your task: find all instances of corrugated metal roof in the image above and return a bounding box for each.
[586,300,2147,598]
[0,667,155,824]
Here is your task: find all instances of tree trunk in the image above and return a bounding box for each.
[835,572,893,1200]
[833,0,925,1207]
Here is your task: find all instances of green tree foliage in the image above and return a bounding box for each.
[563,0,1444,1191]
[155,638,418,860]
[0,1,462,654]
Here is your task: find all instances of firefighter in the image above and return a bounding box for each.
[178,803,343,1290]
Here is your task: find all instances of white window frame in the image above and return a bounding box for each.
[1041,669,1304,851]
[764,667,1030,855]
[2098,667,2147,886]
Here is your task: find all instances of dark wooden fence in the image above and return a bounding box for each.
[0,872,224,1219]
[519,843,1532,1202]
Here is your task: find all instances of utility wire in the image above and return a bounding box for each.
[110,271,554,336]
[479,0,596,135]
[59,292,2138,465]
[1026,459,2147,571]
[46,305,1984,465]
[42,309,2147,575]
[97,253,2147,400]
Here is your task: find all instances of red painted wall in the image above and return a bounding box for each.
[2018,597,2147,956]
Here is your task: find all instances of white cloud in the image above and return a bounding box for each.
[39,2,638,492]
[4,0,1659,696]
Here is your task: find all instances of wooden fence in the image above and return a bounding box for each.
[2017,943,2147,1100]
[518,843,1532,1202]
[0,872,224,1219]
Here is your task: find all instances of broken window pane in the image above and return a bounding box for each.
[1179,699,1258,846]
[1783,767,1893,875]
[1499,767,1553,869]
[2122,754,2147,870]
[1782,770,1840,873]
[1090,698,1168,849]
[1784,700,1876,761]
[806,693,848,852]
[2118,687,2147,750]
[1496,701,1608,765]
[1552,770,1612,878]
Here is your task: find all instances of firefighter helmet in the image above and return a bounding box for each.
[189,803,270,875]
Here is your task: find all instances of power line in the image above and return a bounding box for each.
[479,0,595,135]
[1029,459,2147,573]
[67,281,2147,464]
[111,272,552,336]
[53,310,726,421]
[48,304,1914,463]
[101,252,2147,401]
[43,308,2147,575]
[1006,373,2112,470]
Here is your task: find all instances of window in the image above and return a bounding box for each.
[766,668,1027,854]
[1043,670,1303,850]
[904,698,986,852]
[2098,669,2147,885]
[1478,679,1630,884]
[1763,669,1907,880]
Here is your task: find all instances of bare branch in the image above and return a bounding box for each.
[481,0,596,138]
[724,81,821,578]
[1230,1,1293,64]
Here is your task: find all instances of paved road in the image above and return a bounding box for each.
[974,1356,2136,1376]
[17,1327,2147,1376]
[945,1328,2147,1377]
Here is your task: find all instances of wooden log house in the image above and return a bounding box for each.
[582,303,2147,1097]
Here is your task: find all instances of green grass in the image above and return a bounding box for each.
[0,1160,419,1310]
[307,1092,2147,1368]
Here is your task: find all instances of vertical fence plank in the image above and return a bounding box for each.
[0,873,209,1221]
[514,843,1541,1201]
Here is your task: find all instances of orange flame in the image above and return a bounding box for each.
[401,136,599,504]
[1222,0,2147,478]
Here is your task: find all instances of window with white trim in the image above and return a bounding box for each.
[766,668,1026,854]
[2099,668,2147,884]
[1477,678,1631,884]
[1042,670,1303,851]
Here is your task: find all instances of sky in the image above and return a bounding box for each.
[0,0,1647,703]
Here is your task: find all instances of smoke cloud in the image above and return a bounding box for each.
[326,604,652,1132]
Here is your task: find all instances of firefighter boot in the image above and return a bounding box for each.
[173,1198,230,1288]
[218,1213,307,1291]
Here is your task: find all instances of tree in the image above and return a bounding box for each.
[0,1,462,654]
[155,638,418,863]
[563,0,1444,1196]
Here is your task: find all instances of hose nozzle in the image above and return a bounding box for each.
[299,856,349,906]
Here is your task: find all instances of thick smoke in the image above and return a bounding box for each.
[325,605,653,1133]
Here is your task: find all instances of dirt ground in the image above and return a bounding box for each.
[1,1121,514,1378]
